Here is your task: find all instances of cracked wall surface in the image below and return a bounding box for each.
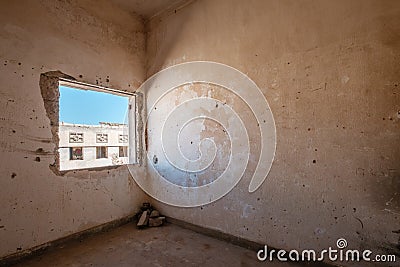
[0,0,148,258]
[144,0,400,264]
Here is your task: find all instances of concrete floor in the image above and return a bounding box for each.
[12,223,311,267]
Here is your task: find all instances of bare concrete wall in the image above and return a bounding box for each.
[145,0,400,261]
[0,0,148,258]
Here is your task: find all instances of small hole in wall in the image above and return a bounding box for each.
[153,155,158,164]
[312,160,316,163]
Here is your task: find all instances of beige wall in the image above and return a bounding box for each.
[1,0,399,263]
[0,0,148,258]
[145,0,400,260]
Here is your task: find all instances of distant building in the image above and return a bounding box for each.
[58,122,129,171]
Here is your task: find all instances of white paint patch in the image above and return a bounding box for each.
[241,204,254,218]
[128,61,276,207]
[341,75,350,84]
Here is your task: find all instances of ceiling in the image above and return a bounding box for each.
[110,0,193,19]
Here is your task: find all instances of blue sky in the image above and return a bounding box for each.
[59,86,129,125]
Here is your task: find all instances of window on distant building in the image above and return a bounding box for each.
[119,134,128,143]
[119,146,128,157]
[69,132,84,143]
[96,146,108,159]
[96,133,108,143]
[70,147,83,160]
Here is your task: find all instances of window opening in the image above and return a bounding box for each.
[58,79,137,171]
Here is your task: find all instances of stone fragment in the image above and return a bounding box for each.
[149,217,165,227]
[149,210,160,218]
[137,210,149,227]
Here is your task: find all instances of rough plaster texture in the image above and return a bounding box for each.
[130,61,277,207]
[0,0,148,258]
[1,0,399,264]
[144,0,400,264]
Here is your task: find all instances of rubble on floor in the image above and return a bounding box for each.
[136,202,165,228]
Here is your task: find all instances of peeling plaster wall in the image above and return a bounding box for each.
[145,0,400,262]
[0,0,148,258]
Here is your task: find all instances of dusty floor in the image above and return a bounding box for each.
[12,223,312,267]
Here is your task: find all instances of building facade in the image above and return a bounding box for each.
[59,122,129,171]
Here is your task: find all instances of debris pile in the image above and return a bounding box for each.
[136,202,165,228]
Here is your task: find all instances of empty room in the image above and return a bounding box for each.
[0,0,399,266]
